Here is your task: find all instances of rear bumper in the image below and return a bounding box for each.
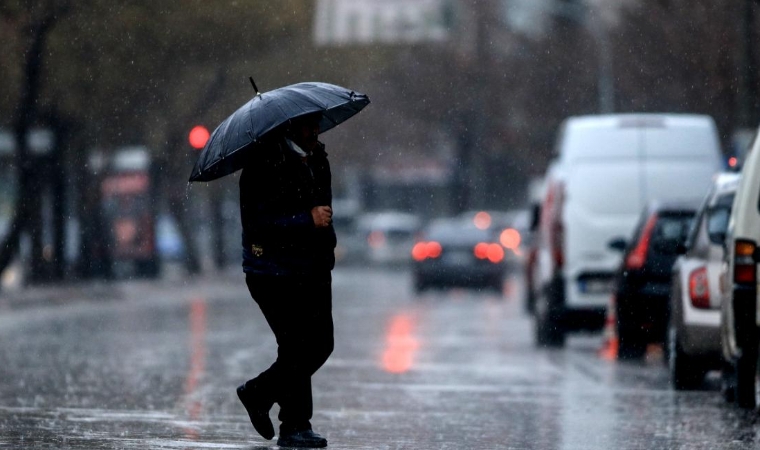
[681,323,722,365]
[414,261,504,286]
[617,289,670,343]
[562,307,606,332]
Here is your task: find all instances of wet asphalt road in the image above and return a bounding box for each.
[1,266,760,449]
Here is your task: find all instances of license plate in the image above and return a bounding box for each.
[580,279,614,294]
[444,251,471,265]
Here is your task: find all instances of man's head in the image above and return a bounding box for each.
[287,113,322,152]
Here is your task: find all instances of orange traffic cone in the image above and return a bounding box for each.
[598,294,618,361]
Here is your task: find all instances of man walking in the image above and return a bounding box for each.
[236,112,335,448]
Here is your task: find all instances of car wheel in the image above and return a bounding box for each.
[668,324,703,390]
[616,299,646,360]
[722,359,737,403]
[525,287,536,315]
[617,323,646,360]
[734,339,759,409]
[534,280,565,348]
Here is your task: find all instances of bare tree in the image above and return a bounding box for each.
[0,2,70,286]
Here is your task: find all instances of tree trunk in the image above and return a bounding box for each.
[0,16,57,288]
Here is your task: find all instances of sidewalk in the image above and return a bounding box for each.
[0,265,245,311]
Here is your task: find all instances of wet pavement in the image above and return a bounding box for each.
[1,266,760,449]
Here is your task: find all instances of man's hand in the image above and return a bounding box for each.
[311,206,333,228]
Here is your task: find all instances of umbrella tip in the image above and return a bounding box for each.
[249,77,261,96]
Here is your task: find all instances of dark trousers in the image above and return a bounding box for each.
[245,272,334,433]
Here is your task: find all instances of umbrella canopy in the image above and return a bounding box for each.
[189,82,370,182]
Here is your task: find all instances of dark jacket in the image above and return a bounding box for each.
[240,135,336,276]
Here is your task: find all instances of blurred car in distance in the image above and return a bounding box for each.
[668,173,739,390]
[356,211,422,266]
[330,198,364,265]
[411,218,506,293]
[156,213,185,261]
[609,200,700,359]
[458,209,528,270]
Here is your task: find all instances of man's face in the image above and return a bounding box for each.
[290,117,320,152]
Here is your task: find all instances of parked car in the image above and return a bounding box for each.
[609,200,700,359]
[356,211,422,266]
[534,114,723,347]
[668,173,739,389]
[411,218,506,293]
[718,129,760,408]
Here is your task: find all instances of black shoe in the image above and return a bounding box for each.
[236,384,274,440]
[276,429,328,448]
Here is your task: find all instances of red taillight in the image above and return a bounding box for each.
[473,211,491,230]
[688,267,710,309]
[500,228,521,250]
[474,242,504,263]
[412,241,442,261]
[734,239,757,285]
[626,214,658,270]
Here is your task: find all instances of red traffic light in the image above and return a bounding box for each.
[188,126,210,150]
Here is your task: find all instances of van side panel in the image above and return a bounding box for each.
[641,126,722,205]
[563,162,642,308]
[561,126,639,162]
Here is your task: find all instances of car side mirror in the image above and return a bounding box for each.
[706,207,730,245]
[707,230,726,246]
[608,237,627,252]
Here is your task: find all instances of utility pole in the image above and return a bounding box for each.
[740,0,758,128]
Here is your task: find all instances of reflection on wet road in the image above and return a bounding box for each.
[0,267,759,449]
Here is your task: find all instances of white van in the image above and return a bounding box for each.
[718,128,760,409]
[534,114,723,347]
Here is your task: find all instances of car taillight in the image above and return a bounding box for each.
[626,214,658,270]
[500,228,521,251]
[412,241,442,261]
[734,239,757,285]
[688,267,710,309]
[474,242,504,263]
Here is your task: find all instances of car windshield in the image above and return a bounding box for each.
[424,221,494,245]
[651,212,694,252]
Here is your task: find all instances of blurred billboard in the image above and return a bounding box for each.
[314,0,452,45]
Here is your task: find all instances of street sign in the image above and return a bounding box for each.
[314,0,452,45]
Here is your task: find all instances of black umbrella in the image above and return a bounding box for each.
[189,80,370,182]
